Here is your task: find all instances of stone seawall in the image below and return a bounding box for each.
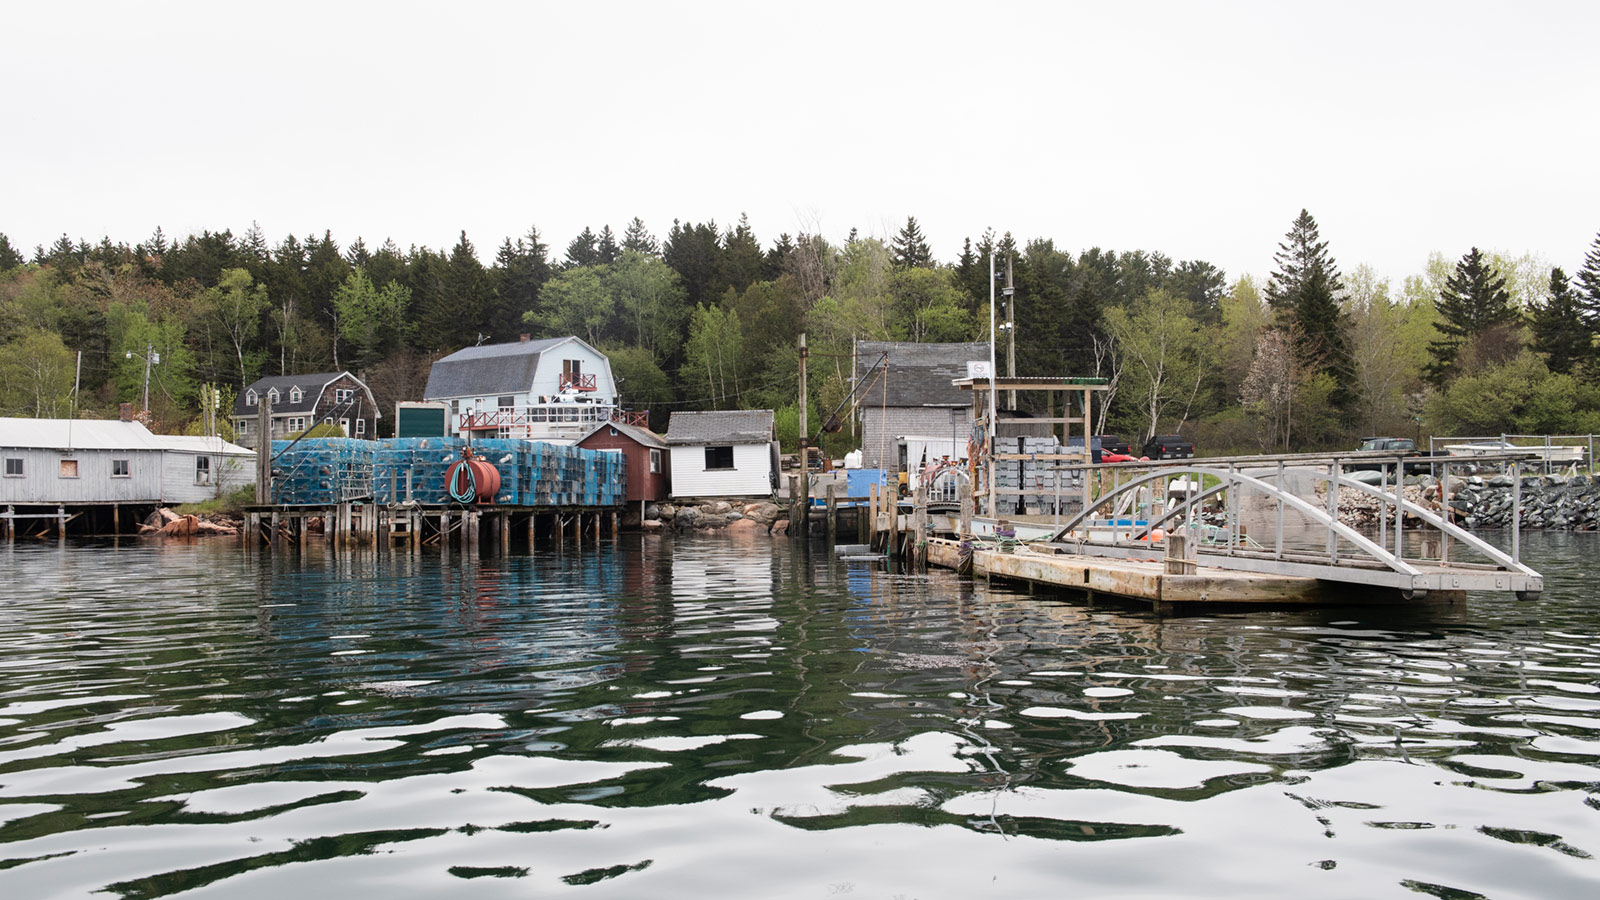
[1338,473,1600,531]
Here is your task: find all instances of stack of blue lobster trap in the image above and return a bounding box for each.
[271,437,625,507]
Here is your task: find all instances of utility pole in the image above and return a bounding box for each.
[1004,254,1016,410]
[125,343,159,414]
[797,332,809,535]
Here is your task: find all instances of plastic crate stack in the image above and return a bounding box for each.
[269,438,380,505]
[372,437,466,504]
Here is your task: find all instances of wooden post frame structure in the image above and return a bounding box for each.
[953,376,1108,525]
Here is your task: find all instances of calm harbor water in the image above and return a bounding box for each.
[1,533,1597,899]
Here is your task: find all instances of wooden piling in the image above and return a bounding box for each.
[826,484,837,544]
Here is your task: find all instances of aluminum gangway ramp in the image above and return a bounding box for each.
[1039,455,1544,602]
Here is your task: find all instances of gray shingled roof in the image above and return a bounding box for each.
[233,373,350,416]
[664,410,774,445]
[424,338,569,399]
[856,341,990,407]
[576,420,668,449]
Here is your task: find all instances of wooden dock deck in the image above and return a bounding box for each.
[924,537,1452,612]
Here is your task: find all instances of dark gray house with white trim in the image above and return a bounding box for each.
[231,372,379,448]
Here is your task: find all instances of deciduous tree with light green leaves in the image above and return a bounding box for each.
[332,268,413,370]
[0,329,76,416]
[208,268,268,386]
[684,303,743,409]
[1103,290,1208,441]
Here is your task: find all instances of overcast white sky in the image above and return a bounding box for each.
[5,1,1597,287]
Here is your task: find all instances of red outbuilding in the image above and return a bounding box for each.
[575,420,670,515]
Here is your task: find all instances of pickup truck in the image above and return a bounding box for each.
[1347,437,1446,475]
[1142,434,1194,459]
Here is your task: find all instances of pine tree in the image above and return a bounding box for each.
[622,217,659,255]
[597,225,620,264]
[764,232,795,281]
[0,233,23,271]
[1529,267,1590,375]
[662,219,724,307]
[564,227,600,269]
[1265,209,1356,411]
[1426,246,1519,384]
[721,213,763,292]
[490,229,552,337]
[891,216,933,269]
[1576,231,1600,332]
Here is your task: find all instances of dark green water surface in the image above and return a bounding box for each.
[1,533,1597,898]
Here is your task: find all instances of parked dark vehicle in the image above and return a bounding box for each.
[1142,434,1194,459]
[1094,434,1130,456]
[1349,436,1446,475]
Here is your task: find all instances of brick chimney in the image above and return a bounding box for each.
[519,333,531,342]
[119,403,134,422]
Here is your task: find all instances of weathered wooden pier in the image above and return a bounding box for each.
[244,503,620,555]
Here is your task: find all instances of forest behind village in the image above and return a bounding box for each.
[2,211,1599,457]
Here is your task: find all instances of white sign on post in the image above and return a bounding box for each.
[966,361,991,378]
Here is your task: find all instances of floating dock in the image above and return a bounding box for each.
[868,449,1546,612]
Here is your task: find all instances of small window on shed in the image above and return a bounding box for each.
[649,449,662,474]
[705,446,734,470]
[196,456,211,484]
[3,458,22,477]
[59,459,79,478]
[112,459,131,478]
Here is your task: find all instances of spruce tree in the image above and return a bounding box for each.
[622,217,659,255]
[597,225,620,264]
[721,213,763,292]
[1425,246,1519,384]
[1529,267,1590,375]
[1576,230,1600,332]
[0,233,22,271]
[891,216,933,269]
[1265,209,1356,412]
[564,227,600,269]
[764,232,795,281]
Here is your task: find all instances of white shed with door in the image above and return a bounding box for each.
[665,410,777,498]
[151,435,257,504]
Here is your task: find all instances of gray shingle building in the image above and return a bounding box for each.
[854,340,988,471]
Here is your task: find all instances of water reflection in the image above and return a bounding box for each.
[0,534,1596,898]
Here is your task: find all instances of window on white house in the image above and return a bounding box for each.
[705,446,734,470]
[498,395,515,409]
[3,458,22,477]
[649,449,662,474]
[245,391,257,406]
[59,459,79,478]
[112,459,130,477]
[196,456,211,484]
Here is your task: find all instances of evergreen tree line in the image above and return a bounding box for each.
[2,212,1599,453]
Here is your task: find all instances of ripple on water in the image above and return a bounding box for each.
[0,536,1596,899]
